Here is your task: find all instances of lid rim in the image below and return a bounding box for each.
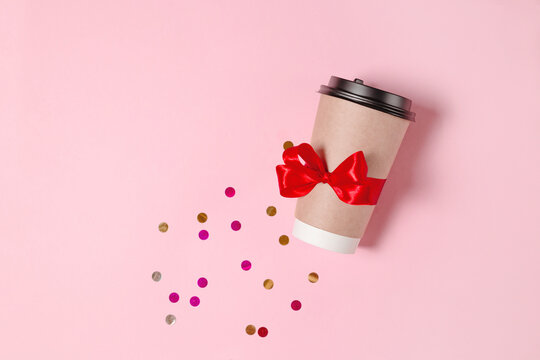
[320,77,416,121]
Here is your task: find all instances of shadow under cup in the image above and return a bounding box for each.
[293,76,415,254]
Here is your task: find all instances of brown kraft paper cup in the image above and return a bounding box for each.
[293,77,415,254]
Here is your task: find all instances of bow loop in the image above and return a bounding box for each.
[282,142,326,172]
[275,143,386,205]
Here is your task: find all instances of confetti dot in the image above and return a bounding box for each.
[291,300,302,311]
[158,222,168,232]
[197,277,208,288]
[199,230,209,240]
[245,324,256,335]
[283,141,294,150]
[308,272,319,283]
[241,260,252,271]
[279,235,289,246]
[231,220,241,231]
[151,271,162,282]
[225,187,236,197]
[165,314,176,325]
[190,296,200,307]
[169,292,179,303]
[258,327,269,337]
[266,206,277,216]
[197,213,208,223]
[263,279,274,290]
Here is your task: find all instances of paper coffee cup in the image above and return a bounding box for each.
[293,77,415,254]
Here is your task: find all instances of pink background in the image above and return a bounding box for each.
[1,1,540,359]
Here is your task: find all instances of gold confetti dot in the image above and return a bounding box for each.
[266,206,277,216]
[263,279,274,289]
[165,314,176,325]
[197,212,208,223]
[283,141,294,150]
[279,235,289,246]
[151,271,162,282]
[158,222,168,232]
[245,324,256,335]
[308,272,319,283]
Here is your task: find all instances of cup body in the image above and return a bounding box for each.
[293,79,413,254]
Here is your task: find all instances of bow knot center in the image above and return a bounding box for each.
[321,172,331,184]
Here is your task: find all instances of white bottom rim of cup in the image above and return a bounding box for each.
[292,218,360,254]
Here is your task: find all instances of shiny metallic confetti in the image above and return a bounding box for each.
[258,327,268,337]
[158,222,168,232]
[291,300,302,311]
[165,314,176,325]
[197,277,208,288]
[198,230,209,240]
[279,235,289,246]
[241,260,252,271]
[266,206,277,216]
[151,271,162,282]
[169,292,179,303]
[190,296,200,307]
[197,212,208,223]
[245,324,256,335]
[308,272,319,283]
[225,187,236,198]
[283,141,294,150]
[231,220,241,231]
[263,279,274,290]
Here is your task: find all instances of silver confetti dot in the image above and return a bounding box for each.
[165,314,176,325]
[151,271,162,282]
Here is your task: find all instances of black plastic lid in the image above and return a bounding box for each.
[319,76,416,121]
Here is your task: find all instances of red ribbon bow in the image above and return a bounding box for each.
[275,143,386,205]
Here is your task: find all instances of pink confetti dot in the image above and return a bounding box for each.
[190,296,200,307]
[291,300,302,311]
[198,230,209,240]
[197,277,208,288]
[231,220,241,231]
[241,260,251,271]
[225,187,235,197]
[169,292,179,303]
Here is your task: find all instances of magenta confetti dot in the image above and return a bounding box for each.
[190,296,200,307]
[291,300,302,311]
[169,292,179,303]
[241,260,251,271]
[197,277,208,288]
[225,187,236,198]
[198,230,209,240]
[231,220,241,231]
